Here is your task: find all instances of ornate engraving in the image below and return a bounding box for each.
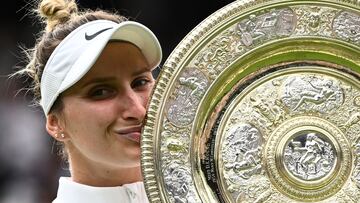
[281,75,344,113]
[341,181,360,202]
[164,162,197,203]
[342,111,360,128]
[283,132,336,180]
[354,96,360,107]
[167,67,209,126]
[292,6,337,36]
[352,138,360,187]
[234,178,273,203]
[227,81,290,137]
[160,119,190,165]
[250,97,287,127]
[161,115,202,202]
[194,35,239,80]
[238,14,265,46]
[266,116,351,201]
[261,190,292,203]
[237,8,296,46]
[159,118,192,203]
[192,6,357,86]
[222,123,263,181]
[333,11,360,45]
[214,66,359,202]
[142,1,360,202]
[194,8,296,81]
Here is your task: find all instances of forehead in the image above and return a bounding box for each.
[84,41,150,76]
[63,42,152,93]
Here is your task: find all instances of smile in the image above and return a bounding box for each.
[116,126,142,143]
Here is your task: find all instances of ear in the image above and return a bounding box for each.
[46,113,66,141]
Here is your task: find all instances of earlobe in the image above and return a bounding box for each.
[46,114,68,141]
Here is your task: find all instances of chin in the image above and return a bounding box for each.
[119,151,141,167]
[120,160,141,168]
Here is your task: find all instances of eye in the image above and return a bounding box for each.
[131,77,153,90]
[88,86,116,100]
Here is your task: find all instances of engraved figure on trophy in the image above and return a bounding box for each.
[306,11,329,34]
[333,11,360,44]
[237,9,296,47]
[298,133,325,173]
[250,97,275,127]
[304,8,328,34]
[281,76,343,113]
[354,95,360,107]
[167,68,209,126]
[284,132,335,180]
[292,80,335,110]
[223,123,263,180]
[309,12,321,29]
[275,8,296,36]
[164,135,189,159]
[342,111,360,129]
[272,99,287,122]
[293,6,337,36]
[250,97,286,127]
[352,139,360,187]
[235,184,272,203]
[238,14,266,46]
[161,120,191,166]
[164,162,194,203]
[179,76,207,101]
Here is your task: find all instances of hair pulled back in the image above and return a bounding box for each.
[14,0,127,160]
[17,0,127,111]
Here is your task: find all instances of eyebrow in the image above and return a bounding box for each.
[81,77,117,88]
[131,67,153,77]
[80,68,152,88]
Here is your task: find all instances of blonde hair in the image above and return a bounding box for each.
[16,0,127,111]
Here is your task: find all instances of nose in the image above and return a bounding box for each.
[119,90,147,123]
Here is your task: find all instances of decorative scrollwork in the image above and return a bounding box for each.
[293,6,337,36]
[142,1,360,202]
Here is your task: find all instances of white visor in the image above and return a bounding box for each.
[40,20,162,115]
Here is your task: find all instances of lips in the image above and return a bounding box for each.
[116,126,142,143]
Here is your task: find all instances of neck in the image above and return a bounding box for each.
[67,151,143,187]
[70,165,143,187]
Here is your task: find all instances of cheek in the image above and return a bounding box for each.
[143,83,155,105]
[141,91,153,108]
[62,99,116,133]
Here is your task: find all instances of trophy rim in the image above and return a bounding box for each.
[141,0,360,202]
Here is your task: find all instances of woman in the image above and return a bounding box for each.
[15,0,162,202]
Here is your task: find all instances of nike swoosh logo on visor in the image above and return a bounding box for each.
[85,27,113,40]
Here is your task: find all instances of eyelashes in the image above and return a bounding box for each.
[131,78,152,89]
[88,86,116,100]
[87,77,154,100]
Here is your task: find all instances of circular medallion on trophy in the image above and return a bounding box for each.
[141,1,360,202]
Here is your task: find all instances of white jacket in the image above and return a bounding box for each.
[53,177,149,203]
